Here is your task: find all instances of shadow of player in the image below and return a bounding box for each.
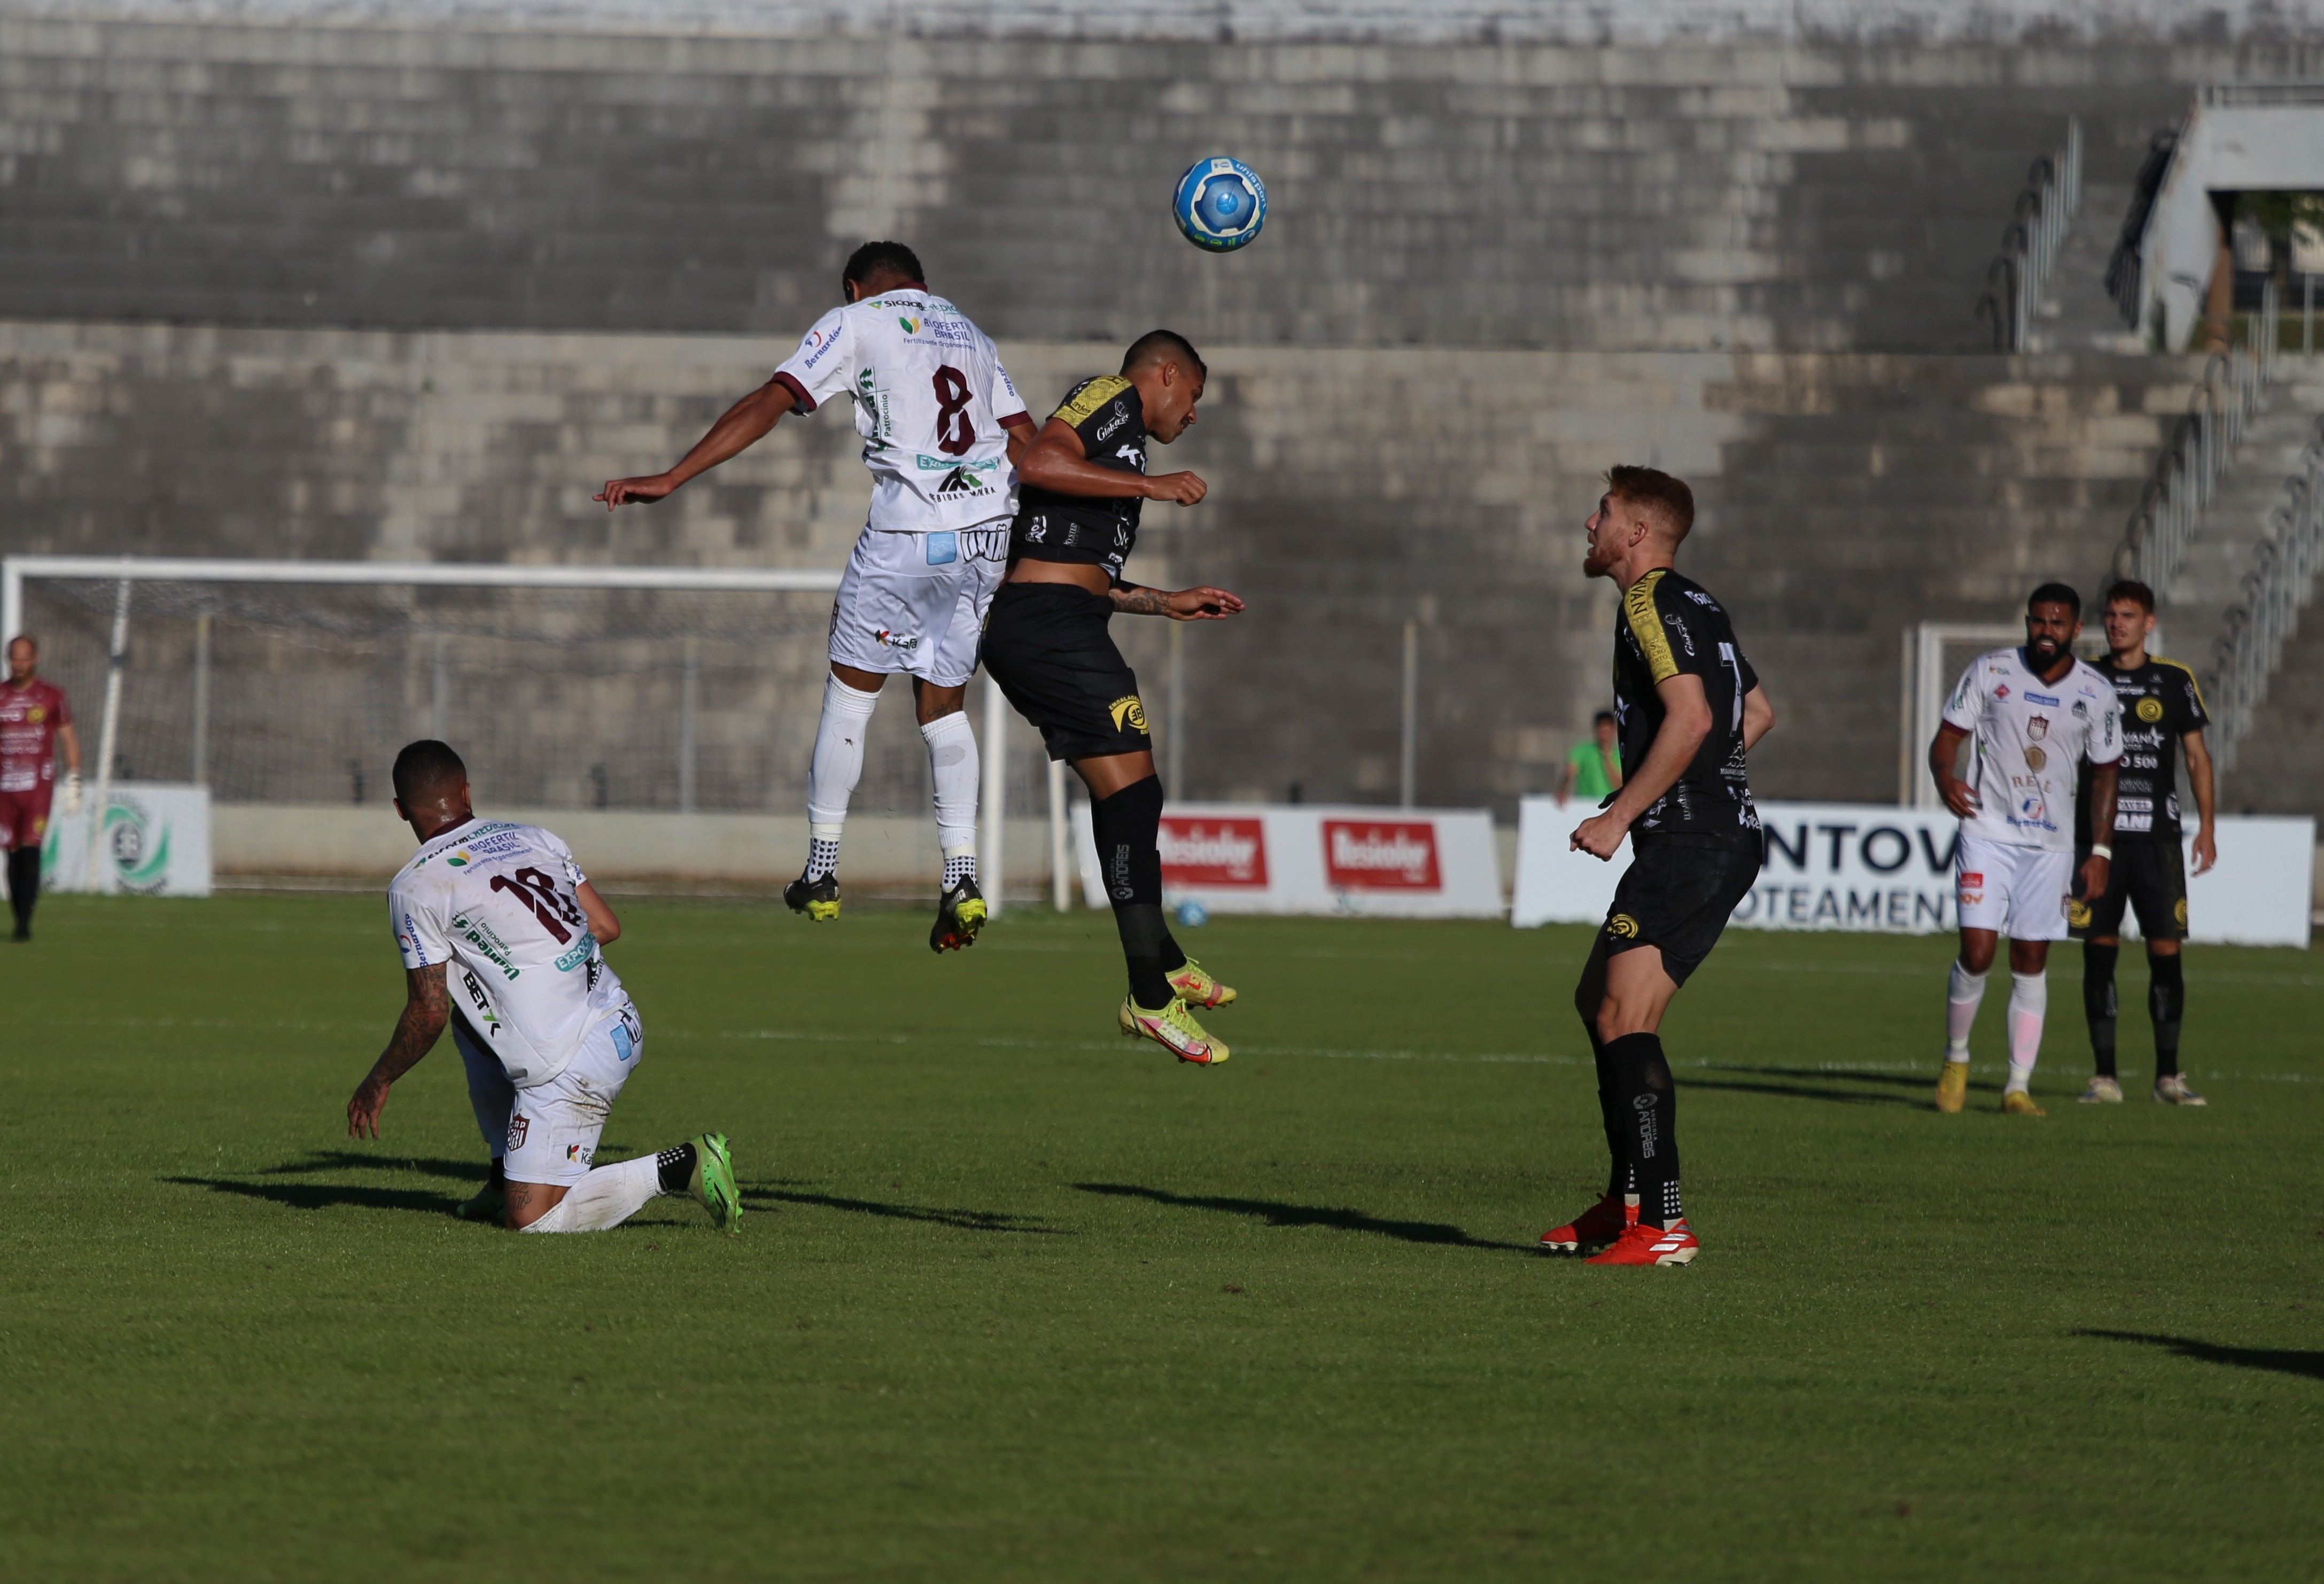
[1684,1076,1930,1109]
[1706,1063,1955,1092]
[164,1175,461,1216]
[742,1185,1071,1235]
[1076,1182,1532,1253]
[259,1149,484,1182]
[2074,1329,2324,1382]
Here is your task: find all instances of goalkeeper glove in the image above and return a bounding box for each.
[61,771,81,814]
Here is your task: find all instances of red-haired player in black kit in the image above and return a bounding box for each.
[1542,468,1776,1267]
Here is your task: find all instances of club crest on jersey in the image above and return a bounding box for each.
[1108,696,1149,734]
[506,1113,530,1150]
[2026,715,2048,740]
[2137,696,2165,722]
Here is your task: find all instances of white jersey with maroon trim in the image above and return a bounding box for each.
[772,287,1030,534]
[388,819,629,1089]
[1941,647,2123,854]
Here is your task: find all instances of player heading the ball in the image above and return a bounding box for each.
[347,740,741,1234]
[980,331,1245,1065]
[1927,585,2122,1117]
[597,241,1037,953]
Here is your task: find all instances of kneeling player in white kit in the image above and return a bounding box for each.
[1927,584,2121,1116]
[346,740,742,1234]
[596,241,1036,952]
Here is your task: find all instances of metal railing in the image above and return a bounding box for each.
[2205,417,2324,773]
[2112,276,2279,588]
[1976,118,2082,352]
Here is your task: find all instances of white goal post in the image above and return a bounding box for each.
[3,555,1025,910]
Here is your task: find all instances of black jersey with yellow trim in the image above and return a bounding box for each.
[2076,654,2210,843]
[1611,567,1761,837]
[1009,374,1148,580]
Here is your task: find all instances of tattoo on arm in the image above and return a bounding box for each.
[372,965,449,1086]
[1109,584,1172,616]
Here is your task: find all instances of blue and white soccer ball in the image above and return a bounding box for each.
[1172,157,1268,252]
[1174,899,1210,928]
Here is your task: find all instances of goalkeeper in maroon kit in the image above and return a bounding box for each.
[1,635,82,941]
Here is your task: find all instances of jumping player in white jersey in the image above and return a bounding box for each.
[346,740,742,1234]
[596,242,1036,953]
[1927,585,2121,1116]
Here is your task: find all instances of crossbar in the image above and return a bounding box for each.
[1,555,843,642]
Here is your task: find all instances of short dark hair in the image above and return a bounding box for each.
[6,634,32,655]
[1604,465,1695,543]
[392,739,467,805]
[842,241,925,291]
[2104,579,2156,614]
[2027,582,2082,619]
[1121,329,1207,381]
[1594,710,1616,727]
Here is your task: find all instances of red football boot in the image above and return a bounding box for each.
[1538,1194,1635,1254]
[1583,1218,1699,1267]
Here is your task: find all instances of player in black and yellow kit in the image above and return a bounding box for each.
[2071,580,2217,1105]
[1541,467,1776,1267]
[980,330,1247,1064]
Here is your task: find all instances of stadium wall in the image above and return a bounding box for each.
[3,4,2320,823]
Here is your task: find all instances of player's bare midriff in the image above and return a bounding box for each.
[1003,557,1114,595]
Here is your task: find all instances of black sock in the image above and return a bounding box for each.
[7,848,38,937]
[487,1156,506,1190]
[2148,951,2185,1079]
[2082,941,2119,1079]
[1585,1027,1631,1200]
[1605,1032,1682,1228]
[656,1142,697,1193]
[1091,775,1175,1008]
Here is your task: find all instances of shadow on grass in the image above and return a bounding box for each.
[164,1175,462,1216]
[1685,1076,1929,1109]
[259,1149,484,1181]
[1705,1064,1956,1092]
[743,1186,1071,1235]
[1075,1182,1531,1253]
[2075,1329,2324,1382]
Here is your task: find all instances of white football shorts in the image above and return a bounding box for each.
[502,1002,643,1188]
[828,519,1011,686]
[1955,833,2072,941]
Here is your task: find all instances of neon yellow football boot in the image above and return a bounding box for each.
[2001,1089,2046,1117]
[1934,1060,1969,1114]
[1166,957,1236,1010]
[1118,995,1229,1065]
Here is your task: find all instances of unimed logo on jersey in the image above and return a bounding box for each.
[1159,817,1268,887]
[1323,820,1442,891]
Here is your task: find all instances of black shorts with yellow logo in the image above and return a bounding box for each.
[979,580,1152,762]
[1599,830,1763,987]
[2070,838,2187,942]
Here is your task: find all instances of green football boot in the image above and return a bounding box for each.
[689,1132,742,1234]
[784,870,841,922]
[930,877,987,952]
[455,1183,506,1223]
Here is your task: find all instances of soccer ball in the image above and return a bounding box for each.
[1171,158,1268,252]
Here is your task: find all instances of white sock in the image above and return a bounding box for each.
[806,674,881,864]
[2004,971,2047,1093]
[921,710,980,870]
[1945,959,1987,1060]
[515,1155,665,1235]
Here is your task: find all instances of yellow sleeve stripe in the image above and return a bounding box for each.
[1625,569,1678,684]
[2154,657,2208,714]
[1053,374,1132,428]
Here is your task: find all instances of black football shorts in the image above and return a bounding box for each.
[979,581,1153,762]
[2070,838,2187,941]
[1598,831,1763,987]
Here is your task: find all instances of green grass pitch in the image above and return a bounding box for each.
[2,893,2318,1581]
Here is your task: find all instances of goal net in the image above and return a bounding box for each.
[5,558,1054,841]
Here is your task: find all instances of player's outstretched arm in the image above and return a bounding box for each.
[1740,685,1776,751]
[1572,673,1712,860]
[347,963,449,1139]
[595,379,794,509]
[1017,418,1206,505]
[2182,726,2219,875]
[1929,722,1977,818]
[1110,583,1245,621]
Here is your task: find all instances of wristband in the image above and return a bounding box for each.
[2090,842,2112,860]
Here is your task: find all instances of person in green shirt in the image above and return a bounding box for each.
[1558,710,1623,805]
